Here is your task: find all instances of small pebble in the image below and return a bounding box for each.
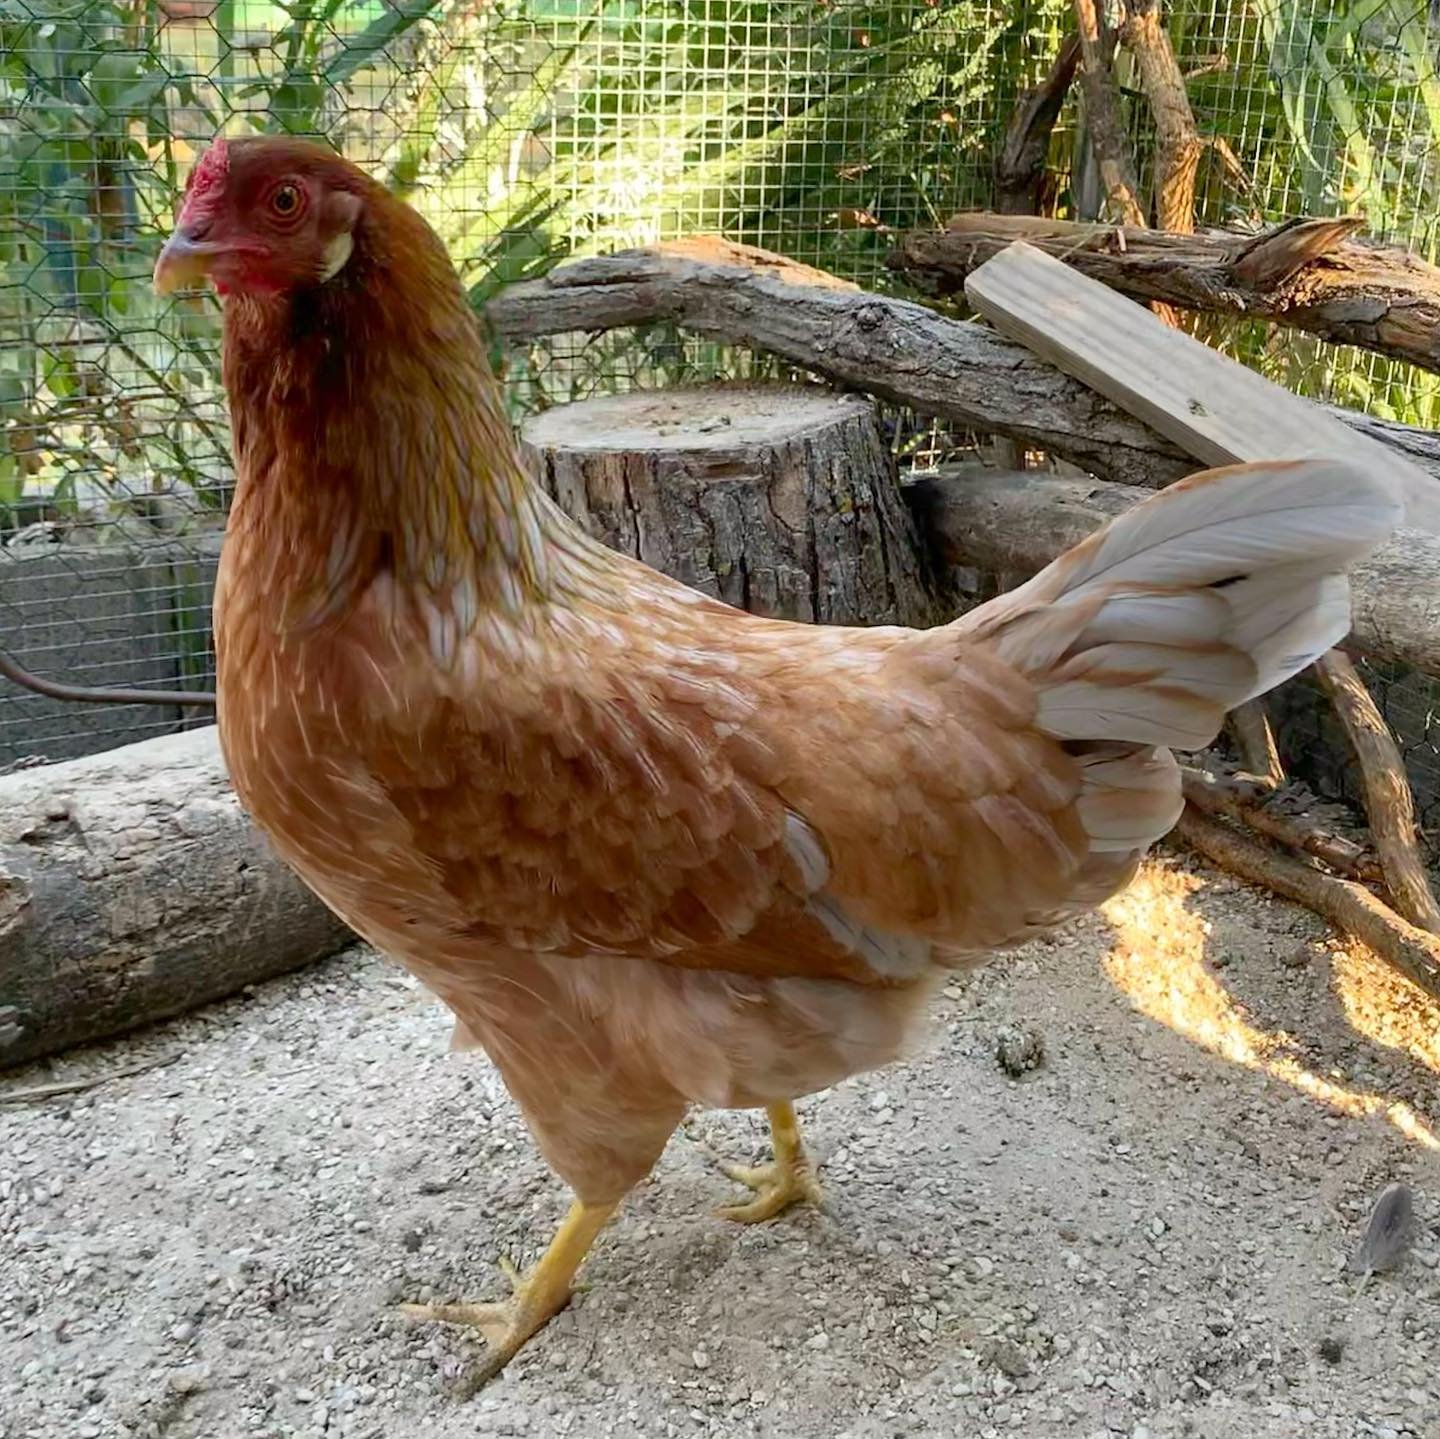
[995,1024,1044,1077]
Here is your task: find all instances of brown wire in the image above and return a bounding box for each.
[0,646,217,709]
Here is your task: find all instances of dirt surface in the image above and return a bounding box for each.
[4,855,1439,1439]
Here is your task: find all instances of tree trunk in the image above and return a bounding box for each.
[0,727,352,1070]
[519,382,939,628]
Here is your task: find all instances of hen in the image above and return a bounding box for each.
[154,136,1401,1386]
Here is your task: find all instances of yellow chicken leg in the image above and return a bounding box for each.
[716,1101,824,1223]
[400,1196,616,1394]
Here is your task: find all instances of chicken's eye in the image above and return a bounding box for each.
[271,183,302,217]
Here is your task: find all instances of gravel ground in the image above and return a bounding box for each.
[4,855,1439,1439]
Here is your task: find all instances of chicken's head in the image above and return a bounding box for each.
[154,137,369,298]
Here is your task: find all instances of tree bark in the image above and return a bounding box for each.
[1071,0,1146,226]
[519,383,938,628]
[890,213,1440,375]
[485,243,1440,490]
[996,33,1081,216]
[0,727,353,1070]
[908,464,1440,679]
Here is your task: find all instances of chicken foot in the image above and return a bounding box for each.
[716,1101,824,1223]
[400,1195,617,1395]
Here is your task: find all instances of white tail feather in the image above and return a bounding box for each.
[958,457,1402,857]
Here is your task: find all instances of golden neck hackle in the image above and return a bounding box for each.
[217,200,604,636]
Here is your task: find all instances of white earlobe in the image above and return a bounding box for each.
[319,230,353,282]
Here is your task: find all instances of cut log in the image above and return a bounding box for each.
[485,243,1440,492]
[520,383,937,628]
[890,212,1440,374]
[963,241,1440,532]
[0,727,352,1070]
[907,464,1440,678]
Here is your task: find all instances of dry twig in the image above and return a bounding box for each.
[1312,651,1440,933]
[1226,701,1285,791]
[0,1051,182,1105]
[1179,767,1379,882]
[1175,808,1440,1003]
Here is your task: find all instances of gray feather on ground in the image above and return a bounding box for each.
[1347,1182,1415,1277]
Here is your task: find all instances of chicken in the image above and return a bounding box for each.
[153,135,1402,1388]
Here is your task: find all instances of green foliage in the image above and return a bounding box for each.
[1169,0,1440,424]
[5,0,1440,532]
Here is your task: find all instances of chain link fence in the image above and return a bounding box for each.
[2,0,1437,854]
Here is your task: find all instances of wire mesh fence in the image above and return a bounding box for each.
[1,0,1437,854]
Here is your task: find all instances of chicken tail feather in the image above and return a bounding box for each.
[957,458,1404,854]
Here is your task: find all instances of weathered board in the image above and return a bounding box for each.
[963,241,1440,534]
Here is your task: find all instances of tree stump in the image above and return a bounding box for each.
[519,382,938,627]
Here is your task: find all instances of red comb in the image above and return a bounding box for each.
[179,139,229,219]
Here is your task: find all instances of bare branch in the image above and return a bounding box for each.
[1312,651,1440,933]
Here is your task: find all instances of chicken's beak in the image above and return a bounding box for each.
[154,229,221,296]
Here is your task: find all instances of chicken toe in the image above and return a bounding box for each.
[715,1102,824,1223]
[399,1196,617,1394]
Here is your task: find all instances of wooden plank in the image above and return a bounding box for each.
[963,240,1440,534]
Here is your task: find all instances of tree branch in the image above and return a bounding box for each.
[1175,807,1440,1004]
[1179,766,1379,882]
[889,213,1440,375]
[1072,0,1146,226]
[1119,0,1202,235]
[996,33,1082,216]
[1312,651,1440,933]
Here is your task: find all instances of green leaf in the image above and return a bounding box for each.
[321,0,444,89]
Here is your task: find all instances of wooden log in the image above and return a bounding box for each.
[0,727,353,1070]
[484,243,1440,492]
[963,241,1440,532]
[907,464,1440,679]
[520,383,937,628]
[889,212,1440,375]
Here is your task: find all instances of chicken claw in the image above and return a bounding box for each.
[400,1196,616,1395]
[716,1101,824,1223]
